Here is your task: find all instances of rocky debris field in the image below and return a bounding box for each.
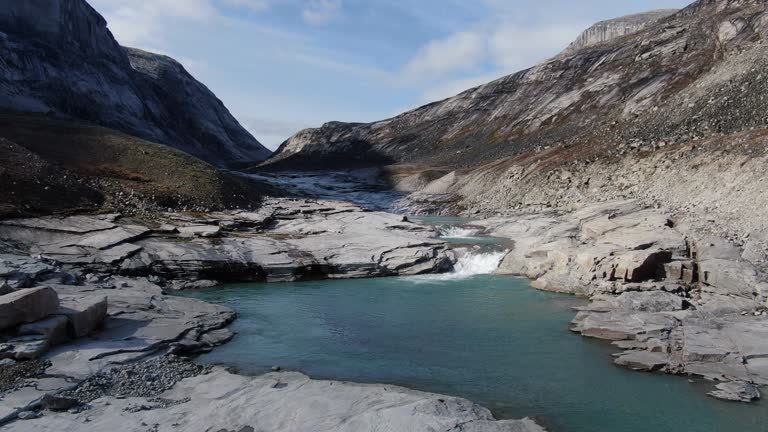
[0,360,49,394]
[475,200,768,402]
[60,356,209,403]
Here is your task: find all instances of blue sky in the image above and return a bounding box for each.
[90,0,693,149]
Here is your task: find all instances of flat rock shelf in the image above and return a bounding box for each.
[182,274,768,432]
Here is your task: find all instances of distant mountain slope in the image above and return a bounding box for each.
[264,0,768,170]
[0,0,270,167]
[0,112,270,218]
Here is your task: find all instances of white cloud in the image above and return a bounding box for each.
[91,0,274,48]
[276,50,389,81]
[489,23,583,72]
[91,0,218,47]
[401,31,486,82]
[302,0,341,25]
[219,0,270,12]
[400,20,583,100]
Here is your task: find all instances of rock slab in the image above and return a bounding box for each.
[0,287,59,330]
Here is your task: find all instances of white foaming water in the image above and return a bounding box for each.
[437,226,480,239]
[452,251,507,276]
[413,250,507,283]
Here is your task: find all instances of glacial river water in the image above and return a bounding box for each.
[183,225,768,432]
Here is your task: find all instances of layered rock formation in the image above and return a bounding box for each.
[560,9,679,55]
[474,200,768,402]
[0,199,454,285]
[0,0,270,166]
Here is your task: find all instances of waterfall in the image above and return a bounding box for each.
[451,251,507,277]
[413,250,507,282]
[437,225,481,239]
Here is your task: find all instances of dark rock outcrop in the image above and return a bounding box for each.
[0,0,270,167]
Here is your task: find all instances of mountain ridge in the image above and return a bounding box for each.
[0,0,271,167]
[264,0,767,171]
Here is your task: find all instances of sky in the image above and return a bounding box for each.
[89,0,693,150]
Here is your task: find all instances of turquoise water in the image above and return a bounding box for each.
[183,275,768,432]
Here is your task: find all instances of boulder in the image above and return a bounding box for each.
[698,258,768,299]
[663,260,697,284]
[0,286,60,330]
[41,394,80,411]
[614,351,671,371]
[56,296,108,338]
[574,311,677,341]
[696,237,768,300]
[707,381,761,403]
[612,249,672,282]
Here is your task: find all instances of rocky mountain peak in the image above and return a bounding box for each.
[561,9,679,55]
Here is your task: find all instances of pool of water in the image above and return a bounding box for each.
[182,274,768,432]
[413,216,514,249]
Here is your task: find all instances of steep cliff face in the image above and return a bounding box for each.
[265,0,768,171]
[125,48,272,164]
[561,9,679,55]
[0,0,270,167]
[0,0,122,61]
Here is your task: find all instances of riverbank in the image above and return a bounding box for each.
[0,198,544,431]
[476,200,768,402]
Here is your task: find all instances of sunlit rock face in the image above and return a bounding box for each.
[265,0,768,171]
[0,0,271,167]
[561,9,679,55]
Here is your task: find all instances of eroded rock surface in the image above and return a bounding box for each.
[0,275,235,424]
[0,199,484,427]
[480,200,768,401]
[0,199,453,284]
[4,367,545,432]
